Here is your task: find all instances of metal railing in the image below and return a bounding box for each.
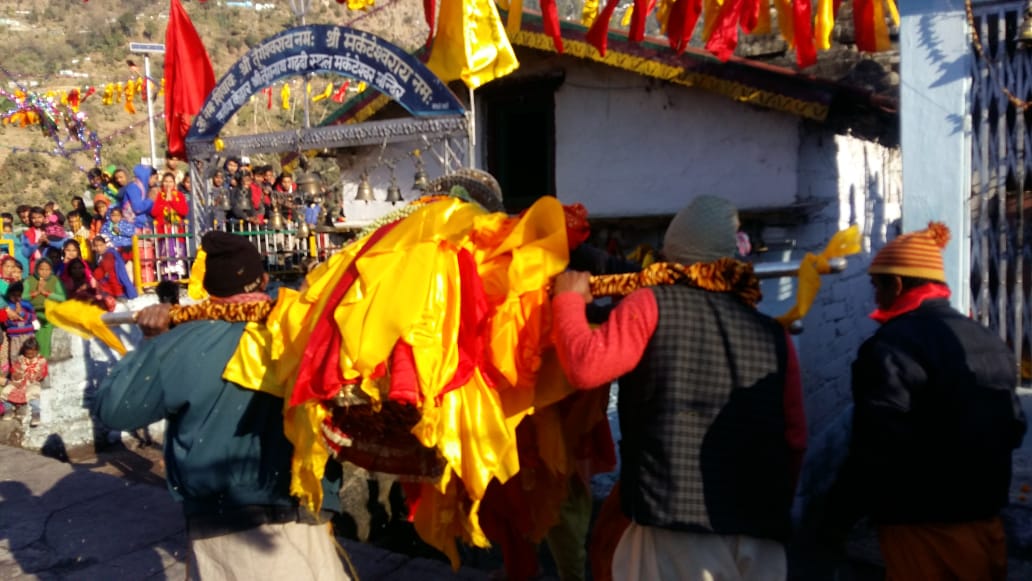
[128,221,344,295]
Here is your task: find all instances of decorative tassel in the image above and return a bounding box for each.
[541,0,564,52]
[586,0,623,56]
[666,0,703,54]
[792,0,816,68]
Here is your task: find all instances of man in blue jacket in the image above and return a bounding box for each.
[95,231,349,580]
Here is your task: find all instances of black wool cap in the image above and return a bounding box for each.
[201,231,265,297]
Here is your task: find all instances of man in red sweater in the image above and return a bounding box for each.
[552,195,806,580]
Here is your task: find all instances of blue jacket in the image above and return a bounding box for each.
[95,320,296,516]
[122,164,155,230]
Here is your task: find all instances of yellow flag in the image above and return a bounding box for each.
[45,300,127,356]
[281,83,291,110]
[775,225,862,327]
[773,0,794,47]
[814,0,834,50]
[426,0,519,89]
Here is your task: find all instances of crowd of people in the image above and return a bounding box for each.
[208,156,313,228]
[0,163,192,425]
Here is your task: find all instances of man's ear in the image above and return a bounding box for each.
[890,275,904,298]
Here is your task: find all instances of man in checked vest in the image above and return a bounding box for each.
[552,195,807,580]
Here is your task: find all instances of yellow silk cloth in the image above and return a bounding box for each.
[775,225,861,327]
[187,247,208,301]
[223,196,571,566]
[45,299,127,355]
[426,0,519,89]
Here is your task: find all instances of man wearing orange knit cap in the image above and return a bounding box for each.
[821,222,1026,579]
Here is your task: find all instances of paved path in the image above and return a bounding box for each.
[0,445,493,580]
[4,439,1032,581]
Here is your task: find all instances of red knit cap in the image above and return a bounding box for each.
[869,222,951,282]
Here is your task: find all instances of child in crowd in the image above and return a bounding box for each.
[44,213,67,244]
[91,236,133,300]
[1,338,46,427]
[24,258,64,358]
[1,281,37,379]
[91,195,110,239]
[66,210,93,263]
[106,168,128,206]
[100,207,136,253]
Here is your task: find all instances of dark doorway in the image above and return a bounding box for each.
[480,74,563,213]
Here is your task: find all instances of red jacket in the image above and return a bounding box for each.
[151,190,189,233]
[93,250,126,298]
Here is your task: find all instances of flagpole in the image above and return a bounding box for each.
[144,55,158,167]
[130,43,166,167]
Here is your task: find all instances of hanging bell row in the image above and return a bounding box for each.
[352,173,410,204]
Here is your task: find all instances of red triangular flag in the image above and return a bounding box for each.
[331,81,350,103]
[165,0,216,159]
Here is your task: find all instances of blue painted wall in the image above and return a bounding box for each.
[900,0,972,312]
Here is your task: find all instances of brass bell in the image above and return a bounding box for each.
[412,167,429,191]
[1018,1,1032,45]
[269,207,286,231]
[385,177,404,203]
[354,172,375,201]
[295,170,323,198]
[297,218,311,239]
[216,190,232,212]
[234,187,253,212]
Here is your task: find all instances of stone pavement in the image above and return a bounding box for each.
[4,438,1032,581]
[0,445,495,581]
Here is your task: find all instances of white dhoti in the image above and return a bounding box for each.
[612,522,786,581]
[188,520,350,581]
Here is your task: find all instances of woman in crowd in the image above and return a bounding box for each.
[61,257,114,312]
[0,255,22,305]
[23,258,64,358]
[152,172,190,278]
[60,239,91,278]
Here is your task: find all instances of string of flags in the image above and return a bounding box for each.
[3,78,370,125]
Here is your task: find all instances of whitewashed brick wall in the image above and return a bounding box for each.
[791,130,902,434]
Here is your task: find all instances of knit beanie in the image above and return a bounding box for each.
[663,195,740,264]
[868,221,950,282]
[201,231,265,297]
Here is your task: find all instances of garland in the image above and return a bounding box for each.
[168,300,273,326]
[164,258,760,329]
[588,258,762,306]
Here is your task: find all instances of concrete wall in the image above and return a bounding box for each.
[553,64,800,216]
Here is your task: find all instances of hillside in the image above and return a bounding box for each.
[0,0,427,209]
